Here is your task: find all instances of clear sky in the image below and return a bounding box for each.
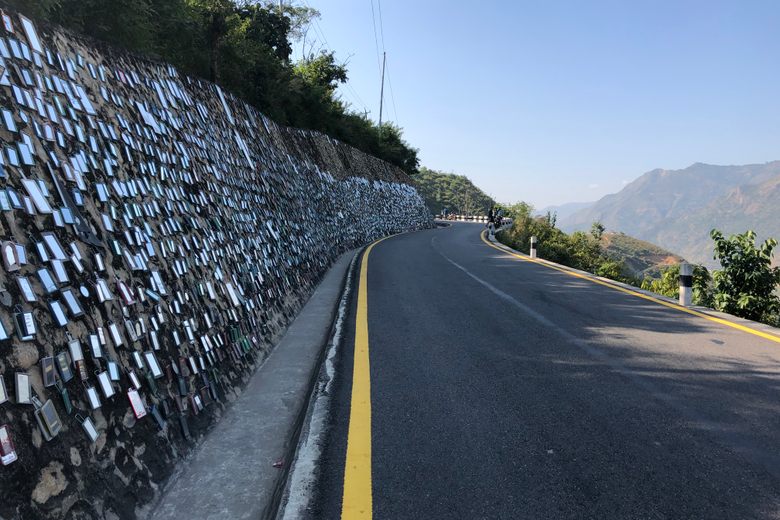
[295,0,780,209]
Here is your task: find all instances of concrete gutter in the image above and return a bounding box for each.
[149,248,360,520]
[488,232,780,339]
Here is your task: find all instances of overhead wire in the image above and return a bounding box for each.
[385,58,399,126]
[368,0,383,79]
[376,0,386,55]
[374,0,400,127]
[299,0,369,114]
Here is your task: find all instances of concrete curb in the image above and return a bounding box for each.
[149,248,361,520]
[488,231,780,339]
[276,246,362,520]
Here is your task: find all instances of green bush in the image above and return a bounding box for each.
[497,205,637,285]
[710,230,780,325]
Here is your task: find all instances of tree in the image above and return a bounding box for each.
[294,51,347,94]
[710,229,780,324]
[590,221,605,241]
[498,202,533,221]
[188,0,234,82]
[413,168,494,214]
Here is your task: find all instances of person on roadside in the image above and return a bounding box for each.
[486,207,496,237]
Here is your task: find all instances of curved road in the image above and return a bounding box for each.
[309,222,780,519]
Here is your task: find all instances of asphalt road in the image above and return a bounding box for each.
[308,222,780,519]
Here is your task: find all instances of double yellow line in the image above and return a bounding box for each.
[480,231,780,345]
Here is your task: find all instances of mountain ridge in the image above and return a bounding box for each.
[536,201,595,221]
[559,161,780,268]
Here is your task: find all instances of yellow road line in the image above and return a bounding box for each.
[341,237,388,519]
[480,231,780,345]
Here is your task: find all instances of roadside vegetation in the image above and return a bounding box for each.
[497,203,780,327]
[497,203,637,285]
[6,0,419,174]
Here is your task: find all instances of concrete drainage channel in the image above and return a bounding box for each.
[275,250,361,519]
[149,248,362,520]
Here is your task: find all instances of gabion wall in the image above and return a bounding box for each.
[0,8,431,520]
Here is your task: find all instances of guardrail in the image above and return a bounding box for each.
[435,215,513,226]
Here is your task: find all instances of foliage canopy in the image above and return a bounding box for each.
[710,230,780,324]
[3,0,419,173]
[414,168,496,215]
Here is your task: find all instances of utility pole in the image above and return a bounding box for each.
[378,51,386,132]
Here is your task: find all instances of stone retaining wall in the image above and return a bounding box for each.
[0,8,430,519]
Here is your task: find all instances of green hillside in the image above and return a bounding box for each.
[601,232,685,279]
[414,168,496,215]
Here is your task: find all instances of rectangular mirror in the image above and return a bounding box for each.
[55,351,73,382]
[1,109,15,132]
[15,373,30,404]
[86,385,100,410]
[6,146,19,166]
[37,268,57,294]
[61,288,83,317]
[17,277,36,302]
[108,360,120,381]
[97,371,114,399]
[51,259,69,284]
[49,300,68,327]
[88,334,101,358]
[35,241,49,262]
[41,232,67,260]
[21,178,51,214]
[81,416,99,443]
[41,356,56,387]
[19,16,43,54]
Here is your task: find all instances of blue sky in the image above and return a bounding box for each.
[295,0,780,208]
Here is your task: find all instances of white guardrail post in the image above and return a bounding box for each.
[530,236,537,258]
[679,263,692,306]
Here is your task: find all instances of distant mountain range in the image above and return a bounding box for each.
[558,161,780,268]
[537,201,595,221]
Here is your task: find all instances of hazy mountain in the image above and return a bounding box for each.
[559,161,780,268]
[537,201,595,221]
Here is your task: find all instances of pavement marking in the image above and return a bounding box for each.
[480,231,780,345]
[341,237,388,520]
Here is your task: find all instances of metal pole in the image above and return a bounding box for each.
[379,51,386,130]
